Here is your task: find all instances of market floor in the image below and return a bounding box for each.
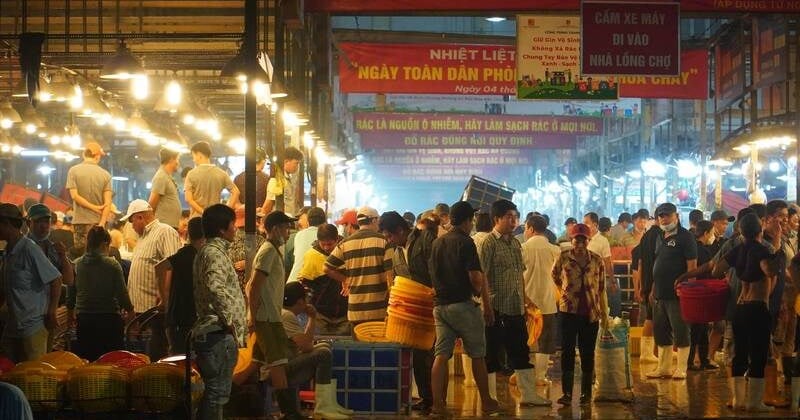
[326,357,797,420]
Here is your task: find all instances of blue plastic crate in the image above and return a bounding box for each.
[348,370,372,389]
[374,370,399,390]
[374,392,400,413]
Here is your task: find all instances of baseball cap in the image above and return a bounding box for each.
[450,201,477,225]
[0,203,23,220]
[335,209,357,226]
[119,199,153,222]
[85,141,106,157]
[570,223,592,239]
[27,204,52,221]
[710,210,735,222]
[655,202,677,217]
[264,211,297,229]
[564,217,577,226]
[356,206,379,223]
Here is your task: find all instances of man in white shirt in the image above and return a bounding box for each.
[583,212,616,315]
[521,214,561,389]
[287,207,326,282]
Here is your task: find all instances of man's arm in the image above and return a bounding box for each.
[54,241,74,286]
[184,187,204,216]
[246,270,266,327]
[261,198,275,215]
[68,189,104,215]
[155,259,173,310]
[147,190,162,212]
[324,267,346,283]
[226,184,241,209]
[46,276,63,330]
[98,190,112,226]
[289,307,317,353]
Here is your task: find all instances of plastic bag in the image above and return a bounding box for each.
[525,306,543,348]
[594,319,634,402]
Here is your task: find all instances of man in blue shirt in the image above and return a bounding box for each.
[0,203,62,363]
[26,204,74,287]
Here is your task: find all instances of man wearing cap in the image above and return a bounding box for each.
[481,199,549,407]
[429,201,501,416]
[246,210,304,419]
[261,147,304,217]
[0,203,62,362]
[185,141,241,219]
[234,147,270,207]
[647,202,697,380]
[709,210,735,255]
[334,209,359,238]
[122,199,182,361]
[26,204,74,289]
[325,206,393,325]
[148,148,182,229]
[609,212,632,245]
[66,142,112,251]
[288,207,326,283]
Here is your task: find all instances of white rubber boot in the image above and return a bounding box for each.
[487,372,497,400]
[534,353,552,386]
[747,378,774,412]
[673,347,690,380]
[646,346,673,378]
[314,383,350,419]
[791,377,800,412]
[639,336,659,363]
[462,353,476,387]
[327,379,354,415]
[515,368,551,406]
[733,376,746,410]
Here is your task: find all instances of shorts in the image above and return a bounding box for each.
[534,313,558,354]
[638,300,654,325]
[253,321,290,367]
[433,301,486,359]
[72,224,92,252]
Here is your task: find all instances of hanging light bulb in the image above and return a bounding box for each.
[0,99,23,128]
[131,75,150,100]
[70,85,84,110]
[100,40,145,80]
[166,80,182,106]
[18,102,45,133]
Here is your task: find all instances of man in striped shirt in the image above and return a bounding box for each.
[121,199,182,360]
[324,206,393,325]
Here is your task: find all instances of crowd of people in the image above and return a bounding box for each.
[2,141,800,419]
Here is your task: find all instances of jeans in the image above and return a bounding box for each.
[286,343,333,385]
[485,312,533,373]
[560,312,599,376]
[732,302,770,378]
[194,332,238,420]
[167,325,192,355]
[653,299,690,347]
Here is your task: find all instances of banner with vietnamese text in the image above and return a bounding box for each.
[338,42,516,95]
[516,15,618,100]
[618,49,708,99]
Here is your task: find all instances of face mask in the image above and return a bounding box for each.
[660,221,678,232]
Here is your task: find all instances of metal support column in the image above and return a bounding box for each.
[244,0,258,275]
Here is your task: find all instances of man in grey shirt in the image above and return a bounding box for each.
[148,148,182,229]
[184,141,240,219]
[65,142,112,250]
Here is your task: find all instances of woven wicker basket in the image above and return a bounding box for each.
[2,361,67,411]
[67,363,130,413]
[353,321,392,343]
[131,363,192,413]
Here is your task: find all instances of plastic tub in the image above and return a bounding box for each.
[386,308,436,350]
[677,279,730,323]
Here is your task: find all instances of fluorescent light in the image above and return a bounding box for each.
[112,176,130,181]
[20,149,51,157]
[486,17,506,22]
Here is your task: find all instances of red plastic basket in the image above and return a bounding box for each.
[677,279,730,323]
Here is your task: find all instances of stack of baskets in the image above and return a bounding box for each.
[386,276,436,350]
[1,360,69,411]
[130,358,203,413]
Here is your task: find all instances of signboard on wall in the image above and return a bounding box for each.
[752,15,788,89]
[715,22,745,109]
[516,15,618,100]
[580,1,680,76]
[338,42,516,95]
[618,49,708,99]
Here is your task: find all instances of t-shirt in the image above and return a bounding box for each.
[253,240,286,322]
[325,229,392,322]
[65,161,112,225]
[166,245,198,327]
[288,226,319,282]
[653,227,697,300]
[280,308,303,358]
[1,237,61,338]
[521,235,561,314]
[184,164,235,219]
[587,232,612,259]
[430,228,482,306]
[298,244,348,319]
[266,174,299,216]
[150,168,181,228]
[234,170,269,206]
[724,241,773,283]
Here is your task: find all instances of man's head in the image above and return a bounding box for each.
[599,217,612,234]
[307,207,326,227]
[739,213,763,241]
[402,212,416,227]
[283,281,308,313]
[790,205,800,232]
[190,141,212,165]
[475,212,492,233]
[187,217,205,246]
[316,223,339,254]
[525,214,548,240]
[202,203,236,241]
[83,141,106,163]
[655,202,679,231]
[264,211,298,243]
[491,199,519,235]
[335,209,359,235]
[564,217,577,232]
[570,223,592,251]
[617,212,632,228]
[120,199,155,236]
[379,211,411,247]
[282,147,303,175]
[255,147,267,172]
[27,204,53,241]
[434,203,451,226]
[159,148,180,174]
[695,220,715,245]
[688,209,704,228]
[765,199,789,233]
[582,212,599,235]
[356,206,380,230]
[709,210,734,237]
[632,210,649,232]
[450,201,477,232]
[0,203,24,240]
[749,203,767,222]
